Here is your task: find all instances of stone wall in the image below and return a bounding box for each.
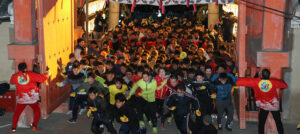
[0,22,14,83]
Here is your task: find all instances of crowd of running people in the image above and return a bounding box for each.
[9,14,288,134]
[54,15,237,134]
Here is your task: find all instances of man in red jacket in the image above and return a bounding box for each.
[154,68,169,130]
[236,69,287,134]
[9,62,49,133]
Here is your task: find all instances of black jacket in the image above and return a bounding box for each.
[87,96,110,120]
[183,78,196,91]
[115,103,139,130]
[191,81,216,102]
[167,92,200,116]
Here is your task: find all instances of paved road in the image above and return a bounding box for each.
[0,113,298,134]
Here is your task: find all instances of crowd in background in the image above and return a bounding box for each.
[57,13,238,134]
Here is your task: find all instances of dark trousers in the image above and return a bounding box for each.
[72,95,87,120]
[119,123,139,134]
[189,116,204,134]
[174,114,190,134]
[223,32,233,43]
[91,116,117,134]
[69,96,75,110]
[108,104,116,121]
[156,99,164,123]
[69,87,85,111]
[69,87,75,110]
[258,109,284,134]
[160,96,172,124]
[137,98,157,127]
[216,99,234,125]
[199,99,213,116]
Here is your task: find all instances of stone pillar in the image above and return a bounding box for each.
[8,0,37,128]
[108,2,120,30]
[208,4,219,29]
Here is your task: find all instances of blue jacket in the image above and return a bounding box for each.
[213,77,235,101]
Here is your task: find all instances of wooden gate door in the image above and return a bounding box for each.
[37,0,75,119]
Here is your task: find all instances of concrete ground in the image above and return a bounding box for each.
[0,113,299,134]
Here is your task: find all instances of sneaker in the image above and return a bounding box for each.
[167,117,172,124]
[226,122,233,131]
[10,128,16,133]
[153,127,158,133]
[67,118,77,124]
[148,121,152,127]
[218,124,222,130]
[211,114,217,120]
[30,124,38,131]
[143,114,147,120]
[79,108,86,115]
[66,110,72,115]
[160,123,166,130]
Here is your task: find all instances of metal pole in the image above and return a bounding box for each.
[85,0,89,43]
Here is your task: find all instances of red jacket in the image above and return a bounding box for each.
[166,79,183,96]
[131,75,142,97]
[193,40,199,46]
[236,78,288,111]
[108,40,113,49]
[155,75,169,100]
[147,41,156,49]
[183,40,187,49]
[10,71,48,104]
[209,61,217,74]
[202,42,207,50]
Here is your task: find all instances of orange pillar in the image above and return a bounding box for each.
[14,0,36,43]
[259,0,288,133]
[238,1,289,133]
[262,0,285,50]
[8,0,37,128]
[74,0,78,27]
[237,0,247,129]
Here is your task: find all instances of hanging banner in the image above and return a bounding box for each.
[109,0,233,6]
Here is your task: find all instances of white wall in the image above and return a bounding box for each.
[0,22,14,83]
[287,28,300,122]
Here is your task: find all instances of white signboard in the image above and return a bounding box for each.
[109,0,234,6]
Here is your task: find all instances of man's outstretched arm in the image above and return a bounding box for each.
[236,78,255,88]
